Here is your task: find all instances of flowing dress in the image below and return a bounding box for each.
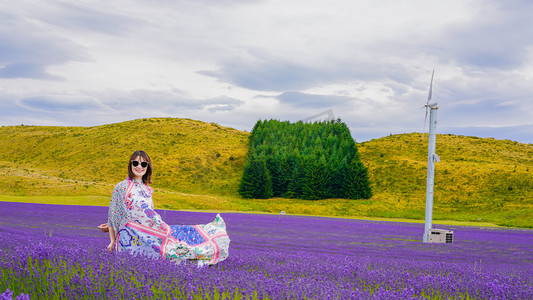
[107,178,230,266]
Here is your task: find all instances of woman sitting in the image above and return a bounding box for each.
[98,150,230,266]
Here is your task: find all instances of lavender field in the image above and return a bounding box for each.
[1,202,532,299]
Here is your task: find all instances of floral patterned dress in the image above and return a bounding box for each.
[108,178,230,266]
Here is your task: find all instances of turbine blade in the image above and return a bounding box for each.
[422,69,434,140]
[422,107,429,140]
[427,69,434,104]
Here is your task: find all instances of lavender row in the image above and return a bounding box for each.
[1,202,532,299]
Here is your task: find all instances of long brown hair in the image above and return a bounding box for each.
[128,150,153,184]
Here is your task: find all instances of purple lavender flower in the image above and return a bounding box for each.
[1,289,30,300]
[0,202,532,299]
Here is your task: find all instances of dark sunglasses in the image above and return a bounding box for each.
[131,161,149,168]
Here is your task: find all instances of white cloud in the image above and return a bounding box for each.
[0,0,531,143]
[19,94,105,112]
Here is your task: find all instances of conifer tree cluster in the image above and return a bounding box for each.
[239,119,372,200]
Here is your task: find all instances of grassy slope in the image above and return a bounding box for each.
[1,118,532,227]
[358,133,533,227]
[0,118,248,200]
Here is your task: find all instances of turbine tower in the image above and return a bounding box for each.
[423,70,440,243]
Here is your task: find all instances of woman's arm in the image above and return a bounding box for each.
[107,226,116,252]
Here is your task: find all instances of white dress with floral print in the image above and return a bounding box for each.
[108,178,230,266]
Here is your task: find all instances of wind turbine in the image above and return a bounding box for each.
[422,70,441,243]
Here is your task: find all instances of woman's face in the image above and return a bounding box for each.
[131,156,148,180]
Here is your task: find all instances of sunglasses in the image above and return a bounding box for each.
[131,161,149,168]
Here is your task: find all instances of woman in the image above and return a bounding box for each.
[98,150,230,266]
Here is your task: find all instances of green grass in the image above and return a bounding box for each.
[0,118,248,197]
[0,195,110,207]
[1,118,532,227]
[358,133,533,227]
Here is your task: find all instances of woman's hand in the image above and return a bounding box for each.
[98,223,109,233]
[107,241,115,252]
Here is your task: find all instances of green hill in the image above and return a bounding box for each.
[1,118,532,227]
[358,133,532,227]
[0,118,248,204]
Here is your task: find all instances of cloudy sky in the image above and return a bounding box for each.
[1,0,532,143]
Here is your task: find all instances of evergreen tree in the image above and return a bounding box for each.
[287,161,305,198]
[278,154,295,197]
[267,155,286,197]
[238,156,273,199]
[239,118,372,200]
[353,161,372,199]
[342,160,372,199]
[238,159,256,198]
[254,158,273,199]
[302,156,331,200]
[329,158,347,198]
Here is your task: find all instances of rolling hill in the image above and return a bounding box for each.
[358,133,532,227]
[1,118,532,227]
[0,118,248,203]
